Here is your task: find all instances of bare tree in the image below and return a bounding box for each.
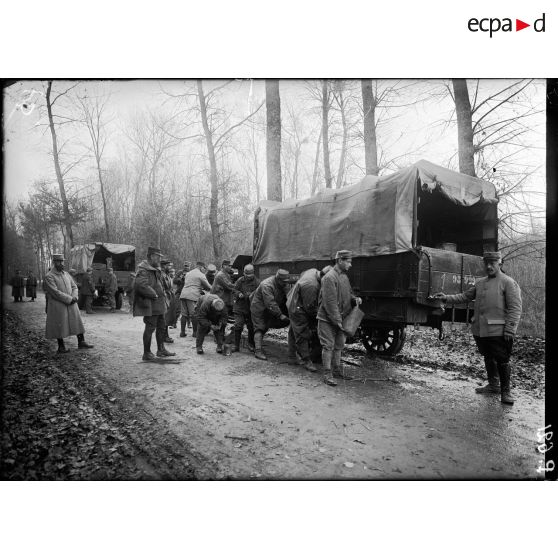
[266,79,282,201]
[451,79,476,176]
[361,79,379,175]
[76,88,113,240]
[45,80,80,255]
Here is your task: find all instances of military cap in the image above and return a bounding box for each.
[161,259,172,265]
[212,298,225,311]
[335,250,353,260]
[244,264,255,276]
[52,254,65,261]
[207,264,217,273]
[69,268,77,275]
[196,261,206,268]
[147,246,163,257]
[184,261,191,267]
[483,251,502,261]
[221,259,231,267]
[276,269,290,280]
[86,267,93,272]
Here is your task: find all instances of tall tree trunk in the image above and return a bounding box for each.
[95,154,110,241]
[46,80,74,256]
[322,80,332,188]
[452,79,476,177]
[361,79,379,175]
[311,128,322,195]
[197,80,222,260]
[266,80,282,201]
[336,91,348,189]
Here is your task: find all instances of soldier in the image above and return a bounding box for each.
[206,263,217,286]
[194,293,229,355]
[160,259,176,343]
[250,269,291,361]
[26,270,38,301]
[172,261,189,327]
[133,246,175,361]
[179,261,211,338]
[106,268,118,312]
[317,250,362,387]
[44,254,94,353]
[10,269,25,302]
[81,267,96,314]
[231,264,260,353]
[287,265,333,372]
[433,251,522,405]
[210,259,236,316]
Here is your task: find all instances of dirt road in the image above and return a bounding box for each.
[5,291,545,479]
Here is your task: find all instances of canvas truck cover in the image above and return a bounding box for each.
[69,243,135,274]
[253,160,497,265]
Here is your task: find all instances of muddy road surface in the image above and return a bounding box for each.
[4,291,545,479]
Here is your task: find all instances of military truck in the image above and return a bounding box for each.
[252,160,499,356]
[69,243,136,310]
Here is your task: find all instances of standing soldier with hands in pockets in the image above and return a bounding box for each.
[433,251,522,405]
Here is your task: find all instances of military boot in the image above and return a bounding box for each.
[164,327,174,343]
[57,339,70,354]
[254,332,267,361]
[322,349,337,386]
[232,330,242,353]
[157,343,176,357]
[498,363,515,405]
[475,357,500,394]
[180,316,187,337]
[332,349,352,379]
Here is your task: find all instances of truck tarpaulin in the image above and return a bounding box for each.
[69,243,135,273]
[253,160,497,265]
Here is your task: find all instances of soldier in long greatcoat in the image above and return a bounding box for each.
[11,270,25,302]
[44,254,94,353]
[26,270,38,301]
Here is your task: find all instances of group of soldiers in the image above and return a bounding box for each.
[34,247,523,401]
[9,269,38,302]
[132,247,361,387]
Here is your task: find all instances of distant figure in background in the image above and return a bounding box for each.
[179,261,211,338]
[194,293,228,355]
[161,259,176,342]
[26,270,38,301]
[205,263,217,286]
[133,246,175,361]
[11,270,25,302]
[81,267,96,314]
[106,268,118,312]
[231,264,259,353]
[250,269,291,361]
[433,251,522,405]
[44,254,94,353]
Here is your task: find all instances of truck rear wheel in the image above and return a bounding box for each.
[361,326,406,356]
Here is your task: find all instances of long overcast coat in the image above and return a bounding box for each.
[44,269,85,339]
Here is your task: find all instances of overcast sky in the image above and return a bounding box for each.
[2,79,546,214]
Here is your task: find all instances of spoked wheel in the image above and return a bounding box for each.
[360,326,407,356]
